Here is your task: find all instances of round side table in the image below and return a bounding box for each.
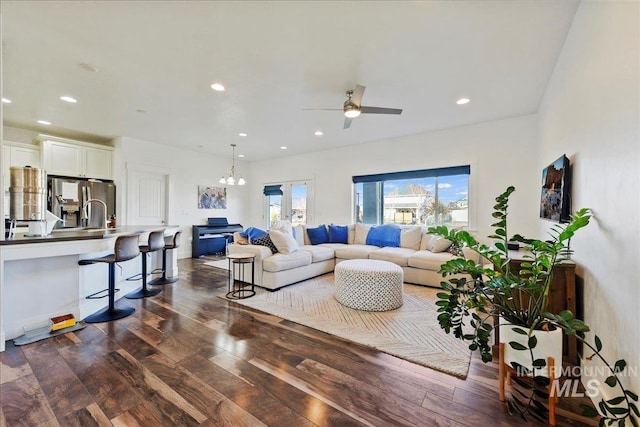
[226,253,256,299]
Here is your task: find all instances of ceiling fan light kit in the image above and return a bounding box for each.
[219,143,245,186]
[344,105,361,118]
[304,84,402,129]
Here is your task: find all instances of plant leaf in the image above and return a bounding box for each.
[606,396,626,405]
[580,404,599,418]
[605,376,617,387]
[614,359,627,373]
[508,341,528,351]
[532,358,546,368]
[625,390,639,401]
[595,335,602,352]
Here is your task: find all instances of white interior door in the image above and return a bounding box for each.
[127,168,168,225]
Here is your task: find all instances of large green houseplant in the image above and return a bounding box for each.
[429,186,638,426]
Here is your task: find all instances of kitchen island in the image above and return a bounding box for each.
[0,225,180,351]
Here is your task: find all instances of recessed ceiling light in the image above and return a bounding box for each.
[79,63,98,72]
[37,120,51,125]
[238,154,245,158]
[210,83,226,91]
[2,97,12,104]
[238,132,247,137]
[456,97,471,105]
[314,130,323,136]
[60,96,77,103]
[280,146,287,150]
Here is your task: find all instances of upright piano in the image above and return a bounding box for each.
[191,217,243,258]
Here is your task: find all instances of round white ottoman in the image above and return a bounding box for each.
[334,259,404,311]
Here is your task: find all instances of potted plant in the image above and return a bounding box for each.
[429,186,638,425]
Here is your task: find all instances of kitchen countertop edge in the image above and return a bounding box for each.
[1,225,178,245]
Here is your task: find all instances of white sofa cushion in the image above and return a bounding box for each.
[347,224,356,244]
[369,247,416,267]
[263,250,312,272]
[334,244,379,259]
[269,229,298,254]
[400,226,422,250]
[407,250,457,271]
[292,224,305,246]
[429,235,453,253]
[354,223,373,245]
[419,233,436,250]
[319,243,348,251]
[299,245,335,262]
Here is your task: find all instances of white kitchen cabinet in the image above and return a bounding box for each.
[2,141,41,190]
[38,135,113,180]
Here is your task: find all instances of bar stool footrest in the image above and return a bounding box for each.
[86,288,119,299]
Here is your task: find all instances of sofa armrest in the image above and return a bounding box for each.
[228,243,272,263]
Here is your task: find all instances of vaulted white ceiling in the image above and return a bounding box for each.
[1,1,579,161]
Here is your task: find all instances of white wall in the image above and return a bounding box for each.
[113,137,250,259]
[538,1,639,396]
[248,114,540,243]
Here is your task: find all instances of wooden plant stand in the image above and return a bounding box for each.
[499,342,558,426]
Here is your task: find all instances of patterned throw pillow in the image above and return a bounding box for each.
[252,233,278,254]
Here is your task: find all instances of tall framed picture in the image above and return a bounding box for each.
[198,185,227,209]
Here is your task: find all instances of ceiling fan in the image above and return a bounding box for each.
[304,84,403,129]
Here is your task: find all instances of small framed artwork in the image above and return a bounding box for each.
[198,185,227,209]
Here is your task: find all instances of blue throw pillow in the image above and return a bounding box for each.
[328,224,348,243]
[306,224,329,245]
[366,224,401,247]
[240,227,267,242]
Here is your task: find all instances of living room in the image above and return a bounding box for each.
[1,1,638,425]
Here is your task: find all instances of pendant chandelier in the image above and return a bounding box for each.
[219,143,245,186]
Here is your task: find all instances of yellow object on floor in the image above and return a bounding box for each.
[50,314,76,331]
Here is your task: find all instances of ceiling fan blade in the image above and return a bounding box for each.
[343,117,353,129]
[302,108,343,111]
[351,84,366,107]
[360,106,403,115]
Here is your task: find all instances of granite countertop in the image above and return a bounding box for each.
[0,225,178,246]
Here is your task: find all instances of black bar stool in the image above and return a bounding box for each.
[79,234,140,323]
[125,230,165,299]
[149,230,182,285]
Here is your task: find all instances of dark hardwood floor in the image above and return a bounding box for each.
[1,257,597,426]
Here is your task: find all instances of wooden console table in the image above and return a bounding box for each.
[493,250,578,365]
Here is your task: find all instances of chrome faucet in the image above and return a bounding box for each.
[82,199,108,229]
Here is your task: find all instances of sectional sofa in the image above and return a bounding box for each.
[227,223,478,291]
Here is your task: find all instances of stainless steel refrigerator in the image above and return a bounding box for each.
[48,177,116,229]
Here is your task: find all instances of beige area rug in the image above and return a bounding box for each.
[221,274,471,378]
[203,260,230,270]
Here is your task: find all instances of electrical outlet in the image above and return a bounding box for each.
[181,209,190,215]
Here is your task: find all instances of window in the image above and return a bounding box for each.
[264,180,313,228]
[353,165,470,227]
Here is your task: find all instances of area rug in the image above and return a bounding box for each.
[221,274,471,378]
[203,260,230,270]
